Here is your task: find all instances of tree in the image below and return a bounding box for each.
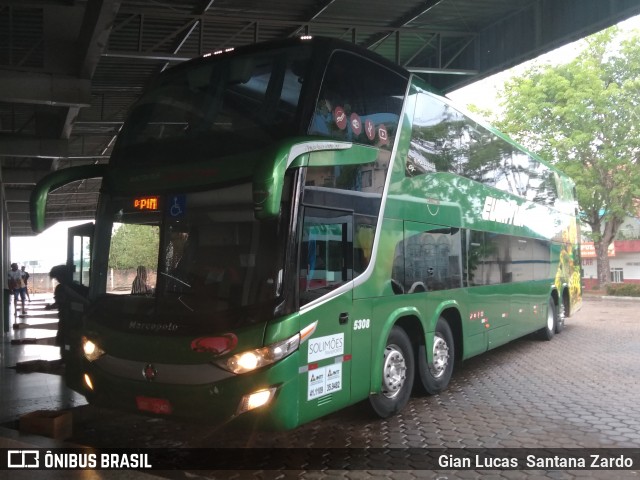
[108,223,159,271]
[494,27,640,287]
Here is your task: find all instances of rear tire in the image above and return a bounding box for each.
[555,297,566,333]
[417,317,454,395]
[538,297,557,341]
[369,326,414,418]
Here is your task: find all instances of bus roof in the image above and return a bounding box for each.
[155,35,410,82]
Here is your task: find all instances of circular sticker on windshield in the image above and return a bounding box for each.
[333,106,347,130]
[350,113,362,135]
[378,124,389,145]
[365,119,375,140]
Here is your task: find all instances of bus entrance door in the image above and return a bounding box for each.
[64,221,93,391]
[297,208,354,424]
[67,222,94,288]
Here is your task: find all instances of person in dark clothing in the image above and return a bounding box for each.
[131,265,153,295]
[20,266,31,302]
[47,265,89,350]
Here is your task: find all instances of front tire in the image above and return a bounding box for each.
[417,317,454,395]
[369,326,415,418]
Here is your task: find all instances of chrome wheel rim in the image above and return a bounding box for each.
[381,344,407,399]
[429,334,449,379]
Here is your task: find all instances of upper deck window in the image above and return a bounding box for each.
[408,91,559,206]
[113,45,312,164]
[309,51,407,150]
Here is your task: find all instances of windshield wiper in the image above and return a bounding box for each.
[159,271,191,288]
[178,295,194,312]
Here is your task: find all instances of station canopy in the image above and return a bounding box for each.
[2,0,640,236]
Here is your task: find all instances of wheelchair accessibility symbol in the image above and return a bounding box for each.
[168,195,186,218]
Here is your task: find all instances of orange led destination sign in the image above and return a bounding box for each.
[133,196,160,211]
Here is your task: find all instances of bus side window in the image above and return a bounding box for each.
[298,207,353,306]
[465,230,485,287]
[354,221,375,274]
[391,240,405,295]
[403,227,462,292]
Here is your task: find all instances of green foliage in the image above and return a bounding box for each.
[108,223,159,270]
[494,26,640,285]
[605,283,640,297]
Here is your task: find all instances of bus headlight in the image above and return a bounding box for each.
[82,337,105,362]
[218,334,300,374]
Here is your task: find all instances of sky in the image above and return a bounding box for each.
[10,15,640,272]
[10,220,87,273]
[448,14,640,111]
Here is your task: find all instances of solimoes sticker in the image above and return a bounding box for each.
[308,333,344,362]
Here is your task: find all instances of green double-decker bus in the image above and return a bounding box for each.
[31,36,582,429]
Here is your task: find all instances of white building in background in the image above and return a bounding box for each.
[10,220,86,274]
[581,216,640,289]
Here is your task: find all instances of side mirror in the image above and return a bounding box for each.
[30,164,107,233]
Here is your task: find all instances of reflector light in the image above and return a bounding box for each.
[84,374,94,391]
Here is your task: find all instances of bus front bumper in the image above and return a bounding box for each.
[76,352,301,430]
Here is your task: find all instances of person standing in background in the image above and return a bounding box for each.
[20,265,31,302]
[8,263,26,316]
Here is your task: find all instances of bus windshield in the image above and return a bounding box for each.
[97,183,285,330]
[112,45,312,164]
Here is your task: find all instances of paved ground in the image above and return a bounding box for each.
[2,296,640,479]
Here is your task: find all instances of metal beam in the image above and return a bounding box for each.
[76,0,122,79]
[4,190,32,203]
[7,212,31,222]
[0,137,69,158]
[432,0,640,92]
[5,203,29,213]
[158,1,215,72]
[1,169,50,185]
[1,1,75,5]
[287,0,337,37]
[102,51,192,62]
[362,0,446,49]
[407,67,478,75]
[0,70,91,108]
[113,9,474,37]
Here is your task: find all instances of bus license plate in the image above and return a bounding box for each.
[135,396,173,415]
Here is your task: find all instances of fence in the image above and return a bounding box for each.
[27,269,158,294]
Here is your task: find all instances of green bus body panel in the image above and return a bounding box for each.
[106,138,378,220]
[296,291,354,425]
[40,39,581,430]
[85,314,266,364]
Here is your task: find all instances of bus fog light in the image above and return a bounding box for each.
[237,387,276,415]
[84,373,94,391]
